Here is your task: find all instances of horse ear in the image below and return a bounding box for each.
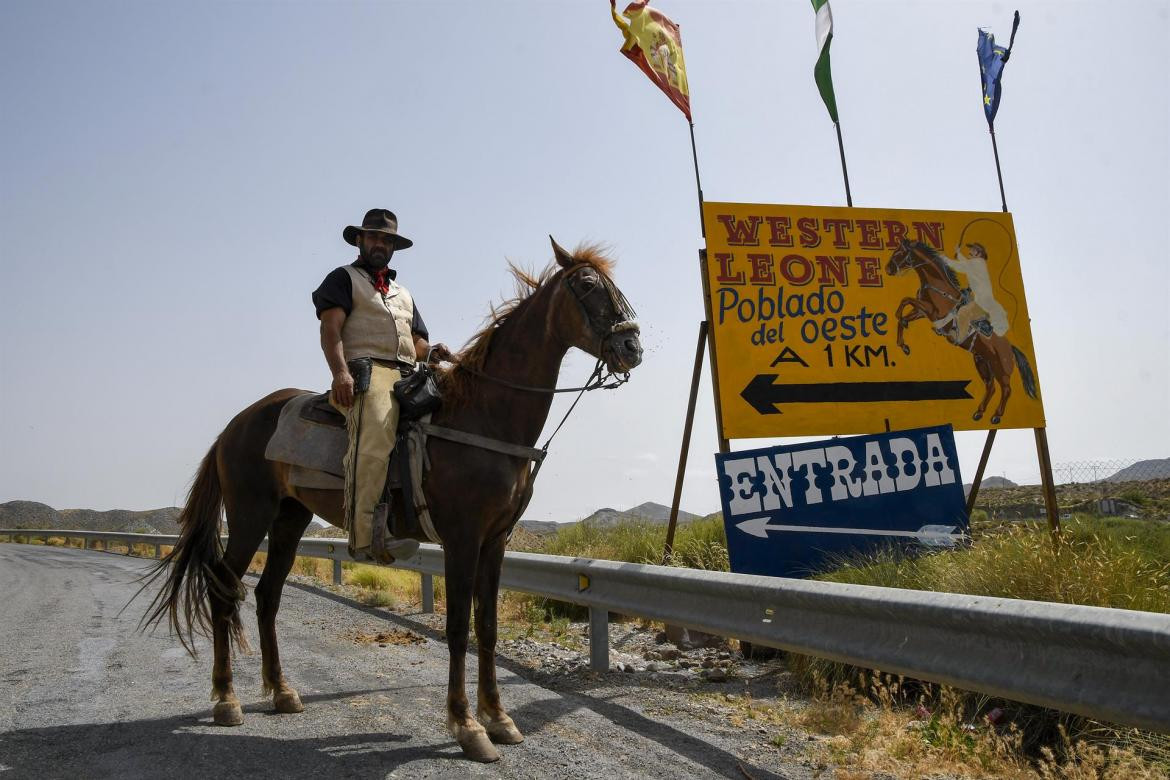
[900,238,910,248]
[550,235,574,269]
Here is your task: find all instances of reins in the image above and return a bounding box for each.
[453,359,630,394]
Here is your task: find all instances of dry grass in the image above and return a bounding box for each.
[345,563,444,610]
[712,676,1169,779]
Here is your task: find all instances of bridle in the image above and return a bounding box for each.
[454,262,637,395]
[892,244,961,304]
[426,261,639,522]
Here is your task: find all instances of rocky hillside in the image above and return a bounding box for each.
[0,501,182,534]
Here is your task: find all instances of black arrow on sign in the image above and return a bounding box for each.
[741,375,973,415]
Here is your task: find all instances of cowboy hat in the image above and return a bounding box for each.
[343,208,413,250]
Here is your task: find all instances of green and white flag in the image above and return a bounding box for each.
[811,0,838,122]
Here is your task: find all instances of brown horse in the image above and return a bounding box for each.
[886,239,1037,425]
[142,238,642,762]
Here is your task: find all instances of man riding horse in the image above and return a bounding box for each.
[311,208,450,563]
[938,242,1010,346]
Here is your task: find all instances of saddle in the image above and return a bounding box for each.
[263,392,440,543]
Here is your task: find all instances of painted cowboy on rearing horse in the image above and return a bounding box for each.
[886,237,1037,426]
[141,210,643,763]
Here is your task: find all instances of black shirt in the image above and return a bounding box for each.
[312,264,428,340]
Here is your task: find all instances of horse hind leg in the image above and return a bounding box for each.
[991,379,1012,425]
[971,353,995,422]
[990,343,1015,425]
[474,535,523,746]
[255,498,314,715]
[209,512,268,726]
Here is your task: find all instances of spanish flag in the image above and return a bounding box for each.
[610,0,691,120]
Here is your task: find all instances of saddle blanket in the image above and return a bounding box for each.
[264,393,347,479]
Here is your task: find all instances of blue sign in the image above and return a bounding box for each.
[715,425,967,578]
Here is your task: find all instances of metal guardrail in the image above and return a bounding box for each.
[3,528,1169,733]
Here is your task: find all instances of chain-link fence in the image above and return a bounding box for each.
[1051,459,1169,486]
[971,458,1170,522]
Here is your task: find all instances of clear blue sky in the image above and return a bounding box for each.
[1,1,1167,520]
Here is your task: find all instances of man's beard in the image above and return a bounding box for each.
[359,247,392,270]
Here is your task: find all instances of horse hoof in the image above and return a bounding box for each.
[484,716,524,745]
[900,345,910,355]
[274,690,304,714]
[213,700,244,727]
[459,731,501,763]
[972,411,983,421]
[991,416,1001,425]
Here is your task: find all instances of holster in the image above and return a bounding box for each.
[347,357,373,393]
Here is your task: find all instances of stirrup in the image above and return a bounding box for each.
[368,502,420,564]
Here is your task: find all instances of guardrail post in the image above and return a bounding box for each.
[420,574,435,613]
[155,544,162,559]
[589,607,609,672]
[332,559,343,585]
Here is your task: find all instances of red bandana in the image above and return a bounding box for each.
[370,268,391,294]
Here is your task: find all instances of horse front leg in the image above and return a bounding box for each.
[894,299,926,355]
[444,540,499,762]
[474,534,523,746]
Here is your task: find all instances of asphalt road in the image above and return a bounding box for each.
[0,544,807,780]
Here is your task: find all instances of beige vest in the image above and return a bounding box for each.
[340,265,417,367]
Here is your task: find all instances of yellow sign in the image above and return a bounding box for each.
[702,202,1045,439]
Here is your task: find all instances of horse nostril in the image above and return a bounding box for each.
[624,338,640,353]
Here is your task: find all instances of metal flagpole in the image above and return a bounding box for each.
[989,127,1008,213]
[688,121,705,237]
[834,121,853,207]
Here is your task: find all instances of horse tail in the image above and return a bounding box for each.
[137,438,246,656]
[1011,346,1038,399]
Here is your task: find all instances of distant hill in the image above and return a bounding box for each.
[0,498,706,539]
[579,501,701,529]
[963,475,1018,497]
[1105,458,1170,483]
[0,501,181,534]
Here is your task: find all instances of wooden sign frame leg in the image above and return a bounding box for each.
[664,250,731,563]
[965,427,1061,538]
[965,429,998,515]
[1035,427,1061,536]
[663,320,708,563]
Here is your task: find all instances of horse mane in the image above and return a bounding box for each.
[913,241,963,290]
[437,243,616,406]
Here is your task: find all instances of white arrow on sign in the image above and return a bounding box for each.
[736,517,965,546]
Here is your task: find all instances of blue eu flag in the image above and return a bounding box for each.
[978,12,1019,127]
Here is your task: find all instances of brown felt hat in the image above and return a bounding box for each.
[343,208,413,250]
